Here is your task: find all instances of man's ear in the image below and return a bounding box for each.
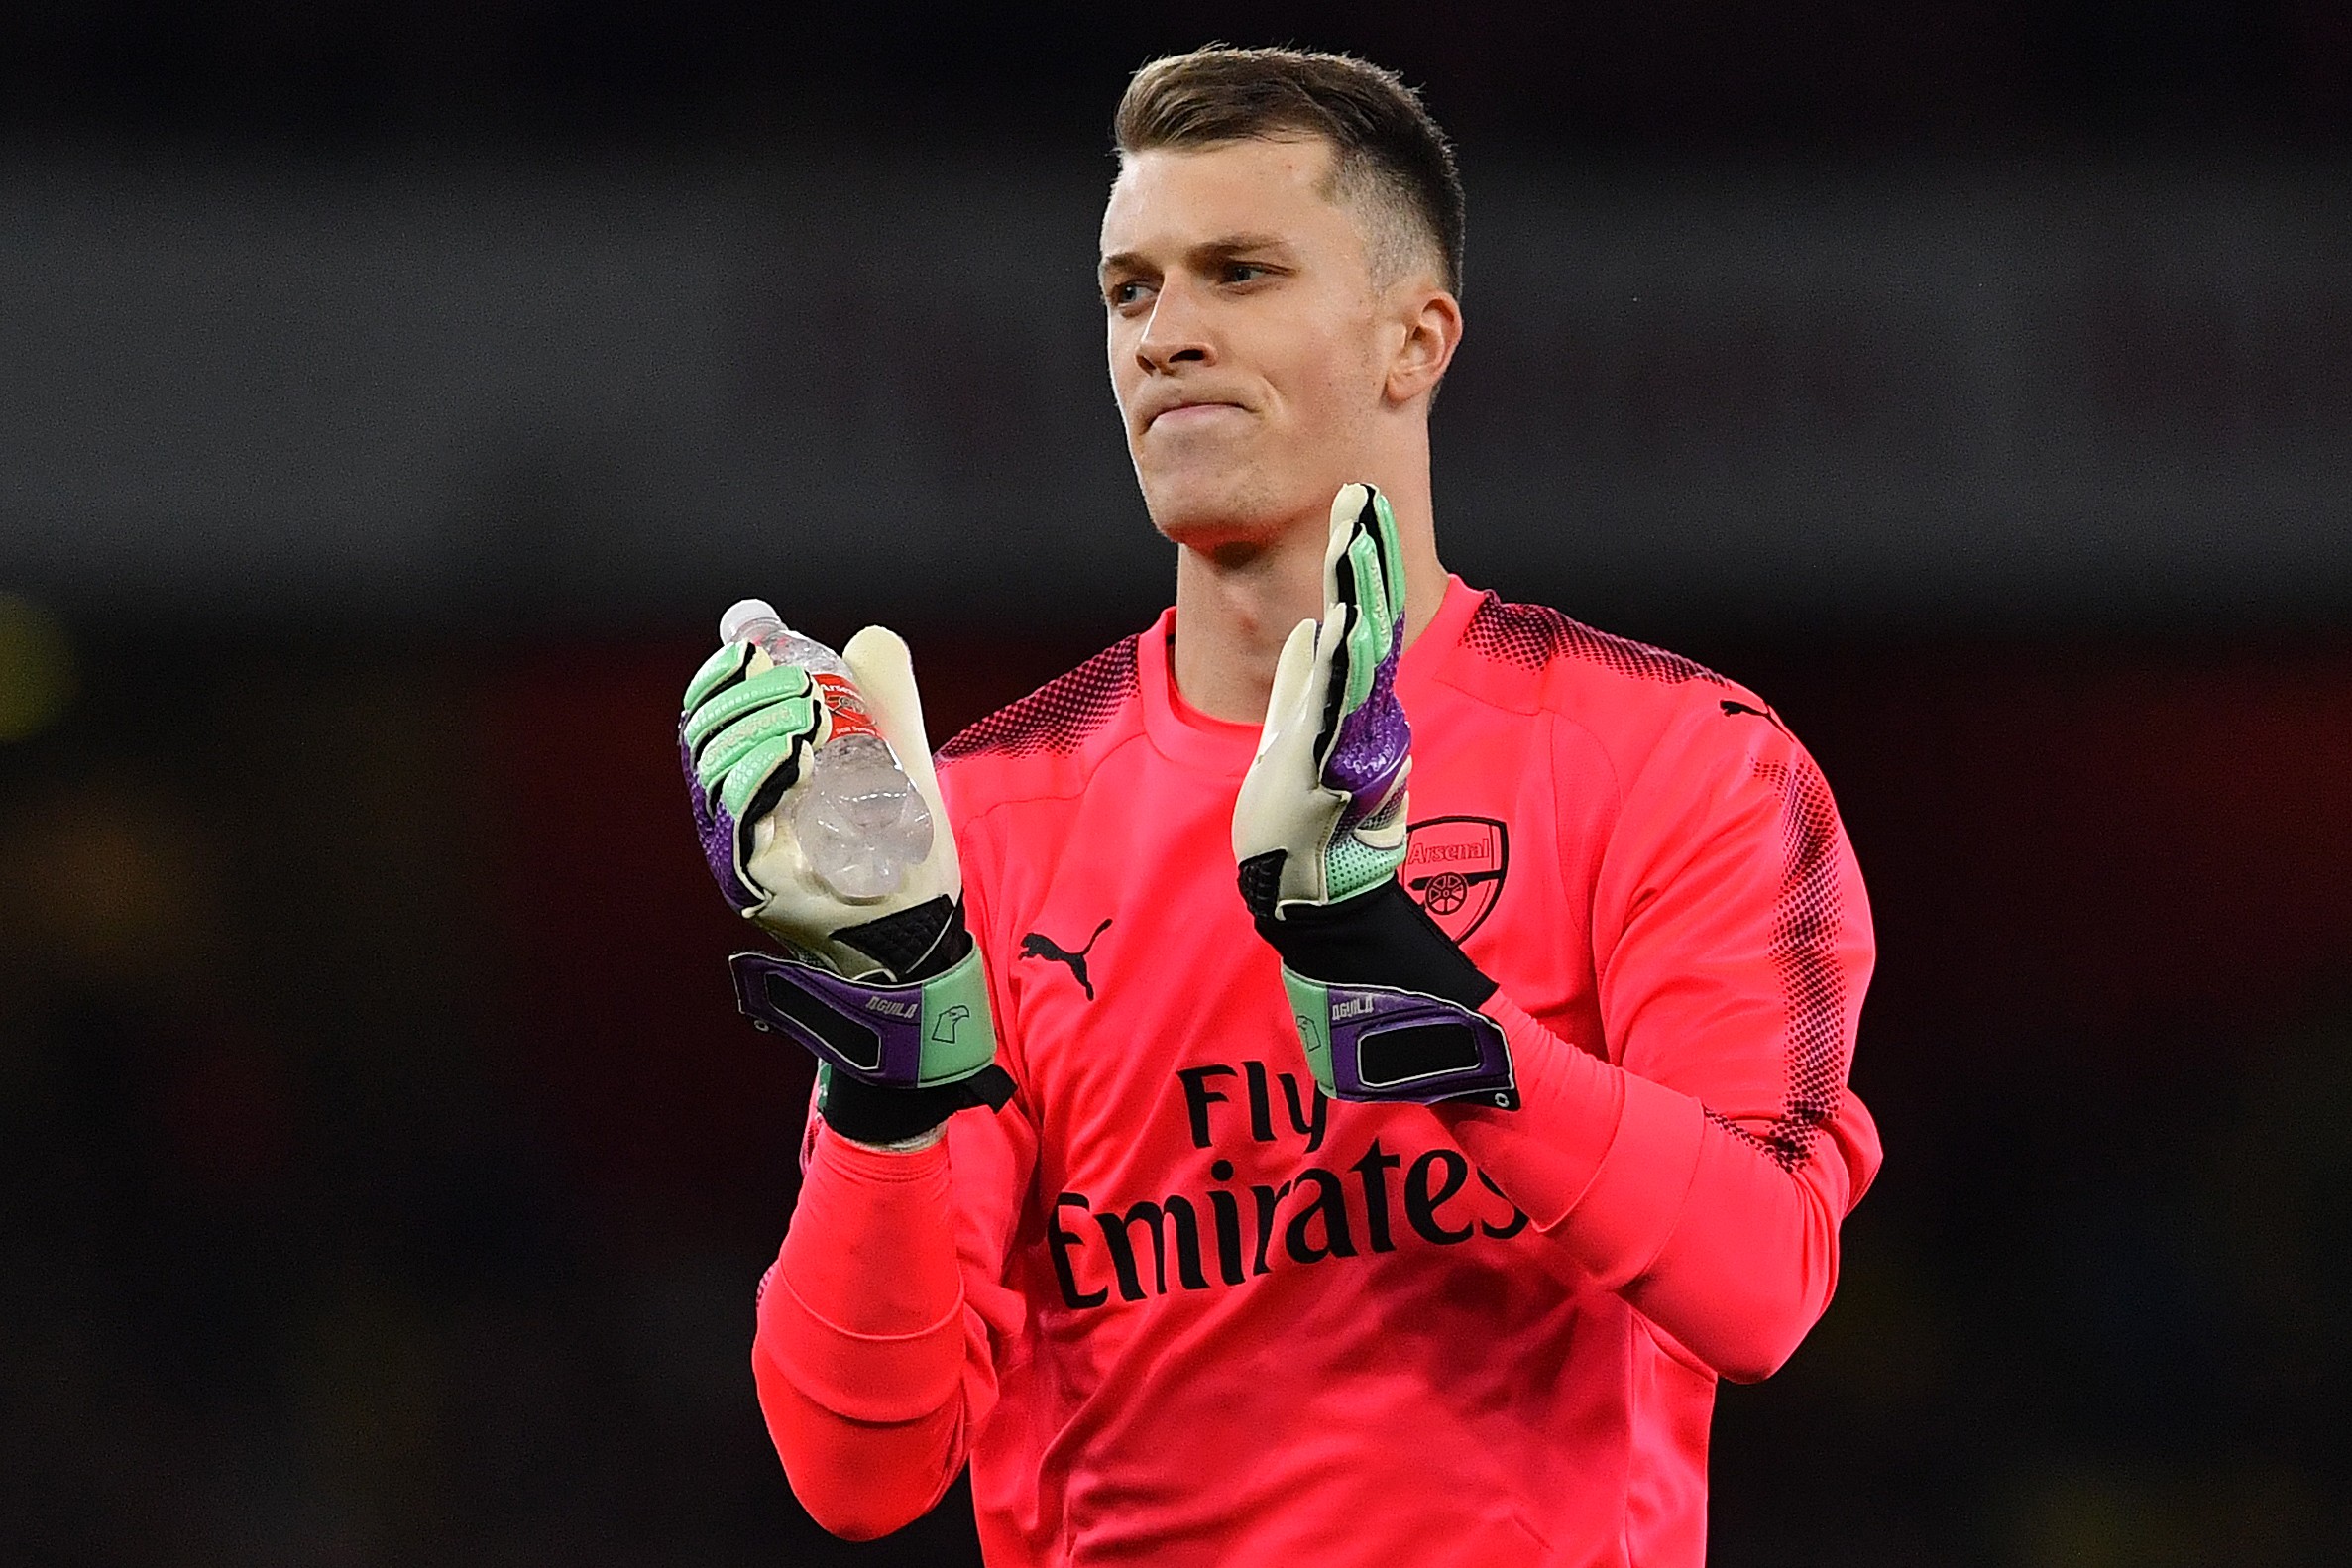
[1386,287,1463,406]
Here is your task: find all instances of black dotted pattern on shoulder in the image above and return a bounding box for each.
[1717,755,1849,1172]
[938,636,1141,761]
[1460,593,1727,687]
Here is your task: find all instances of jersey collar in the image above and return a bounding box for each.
[1138,575,1484,778]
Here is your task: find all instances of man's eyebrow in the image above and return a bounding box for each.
[1097,233,1295,280]
[1191,232,1290,259]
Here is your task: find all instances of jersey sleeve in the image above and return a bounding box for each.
[1443,691,1880,1383]
[748,788,1036,1538]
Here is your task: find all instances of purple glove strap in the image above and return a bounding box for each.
[729,951,930,1087]
[1326,983,1514,1105]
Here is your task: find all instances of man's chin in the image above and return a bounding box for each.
[1146,501,1285,552]
[1138,474,1299,550]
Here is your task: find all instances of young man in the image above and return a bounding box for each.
[680,47,1879,1567]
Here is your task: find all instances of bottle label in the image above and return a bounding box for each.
[811,671,882,743]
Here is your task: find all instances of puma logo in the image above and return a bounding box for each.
[1020,918,1113,1001]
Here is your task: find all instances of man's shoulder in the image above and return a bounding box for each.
[935,633,1148,811]
[1441,590,1819,819]
[1441,589,1758,723]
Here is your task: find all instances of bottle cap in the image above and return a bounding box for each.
[719,597,781,643]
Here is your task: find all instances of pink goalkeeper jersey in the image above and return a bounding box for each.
[752,578,1881,1566]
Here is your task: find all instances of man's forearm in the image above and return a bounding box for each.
[753,1128,973,1534]
[1441,991,1862,1384]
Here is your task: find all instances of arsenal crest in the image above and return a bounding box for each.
[1402,816,1509,942]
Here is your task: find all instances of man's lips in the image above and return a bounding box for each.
[1146,400,1245,431]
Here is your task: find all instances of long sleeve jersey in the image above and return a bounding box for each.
[751,578,1881,1566]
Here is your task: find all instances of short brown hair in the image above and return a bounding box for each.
[1113,46,1466,297]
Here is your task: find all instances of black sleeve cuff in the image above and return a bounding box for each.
[818,1064,1015,1145]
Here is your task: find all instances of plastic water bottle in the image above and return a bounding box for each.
[719,599,934,900]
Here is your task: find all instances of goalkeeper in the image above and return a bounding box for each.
[681,46,1880,1567]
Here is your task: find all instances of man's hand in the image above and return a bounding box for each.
[1232,483,1416,914]
[681,626,956,971]
[1234,485,1517,1109]
[681,624,1011,1144]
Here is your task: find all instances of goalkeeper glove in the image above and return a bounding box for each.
[681,623,1012,1144]
[1232,484,1516,1109]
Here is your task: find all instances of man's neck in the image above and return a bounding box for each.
[1170,486,1450,726]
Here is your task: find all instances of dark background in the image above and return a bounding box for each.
[4,5,2350,1564]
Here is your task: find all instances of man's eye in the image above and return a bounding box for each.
[1108,280,1152,308]
[1222,263,1267,284]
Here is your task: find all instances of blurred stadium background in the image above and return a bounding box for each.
[3,4,2349,1563]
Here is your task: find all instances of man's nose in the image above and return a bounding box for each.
[1136,280,1215,373]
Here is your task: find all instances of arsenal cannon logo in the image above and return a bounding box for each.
[1402,816,1509,942]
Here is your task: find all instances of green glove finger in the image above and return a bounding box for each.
[1377,491,1405,613]
[717,729,814,823]
[1340,525,1389,713]
[683,662,815,759]
[683,641,755,715]
[1337,490,1405,716]
[699,695,821,794]
[1364,491,1405,647]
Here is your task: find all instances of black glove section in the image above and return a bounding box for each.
[1251,876,1499,1012]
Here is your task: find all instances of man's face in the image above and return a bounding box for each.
[1100,138,1393,549]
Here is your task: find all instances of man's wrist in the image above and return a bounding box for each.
[1253,878,1516,1108]
[730,896,1013,1144]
